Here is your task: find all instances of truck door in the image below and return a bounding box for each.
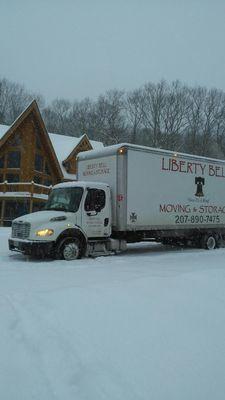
[82,187,111,238]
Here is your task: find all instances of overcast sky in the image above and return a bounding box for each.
[0,0,225,102]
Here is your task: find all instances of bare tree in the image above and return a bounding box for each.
[94,90,128,144]
[160,81,189,150]
[0,77,44,125]
[200,89,225,157]
[141,80,168,147]
[42,98,72,134]
[69,98,95,138]
[2,75,225,159]
[214,93,225,157]
[184,87,206,155]
[125,88,144,143]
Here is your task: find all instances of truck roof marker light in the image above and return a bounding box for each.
[118,147,127,155]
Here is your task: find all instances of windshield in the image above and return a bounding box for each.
[45,187,83,213]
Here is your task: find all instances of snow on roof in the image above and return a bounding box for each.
[90,138,104,150]
[49,133,83,164]
[0,124,10,140]
[49,132,104,178]
[49,132,103,163]
[0,191,48,199]
[62,170,77,181]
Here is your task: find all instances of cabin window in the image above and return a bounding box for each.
[84,189,106,212]
[35,154,43,172]
[4,200,29,221]
[33,175,42,184]
[36,133,42,149]
[7,151,21,168]
[0,155,4,168]
[6,174,20,183]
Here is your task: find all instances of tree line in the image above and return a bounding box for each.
[1,77,225,158]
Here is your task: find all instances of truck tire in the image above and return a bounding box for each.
[200,234,217,250]
[59,238,82,260]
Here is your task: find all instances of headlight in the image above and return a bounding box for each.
[35,229,54,237]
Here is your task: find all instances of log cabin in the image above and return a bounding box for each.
[0,101,103,225]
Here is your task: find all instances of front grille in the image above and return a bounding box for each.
[12,222,31,239]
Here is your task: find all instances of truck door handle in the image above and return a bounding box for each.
[104,218,109,226]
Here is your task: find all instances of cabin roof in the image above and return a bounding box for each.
[49,132,103,164]
[48,132,103,179]
[0,122,103,179]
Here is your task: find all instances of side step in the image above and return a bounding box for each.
[86,238,127,257]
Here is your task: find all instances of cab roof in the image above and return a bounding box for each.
[53,181,109,190]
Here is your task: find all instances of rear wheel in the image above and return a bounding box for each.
[59,238,82,260]
[200,234,217,250]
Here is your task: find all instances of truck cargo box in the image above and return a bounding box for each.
[78,143,225,233]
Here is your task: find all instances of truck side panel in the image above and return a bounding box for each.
[126,148,225,231]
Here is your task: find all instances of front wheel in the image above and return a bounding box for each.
[59,238,82,260]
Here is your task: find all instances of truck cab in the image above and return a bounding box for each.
[9,181,114,260]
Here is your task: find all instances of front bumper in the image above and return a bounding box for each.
[8,238,55,257]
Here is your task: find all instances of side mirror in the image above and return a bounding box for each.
[87,210,97,217]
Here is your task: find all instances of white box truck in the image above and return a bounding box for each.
[9,143,225,260]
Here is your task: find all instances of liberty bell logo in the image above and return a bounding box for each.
[195,177,205,197]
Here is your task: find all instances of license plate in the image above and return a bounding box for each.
[13,240,19,247]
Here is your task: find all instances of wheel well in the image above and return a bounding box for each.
[56,229,87,256]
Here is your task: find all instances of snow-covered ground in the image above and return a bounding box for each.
[1,228,225,400]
